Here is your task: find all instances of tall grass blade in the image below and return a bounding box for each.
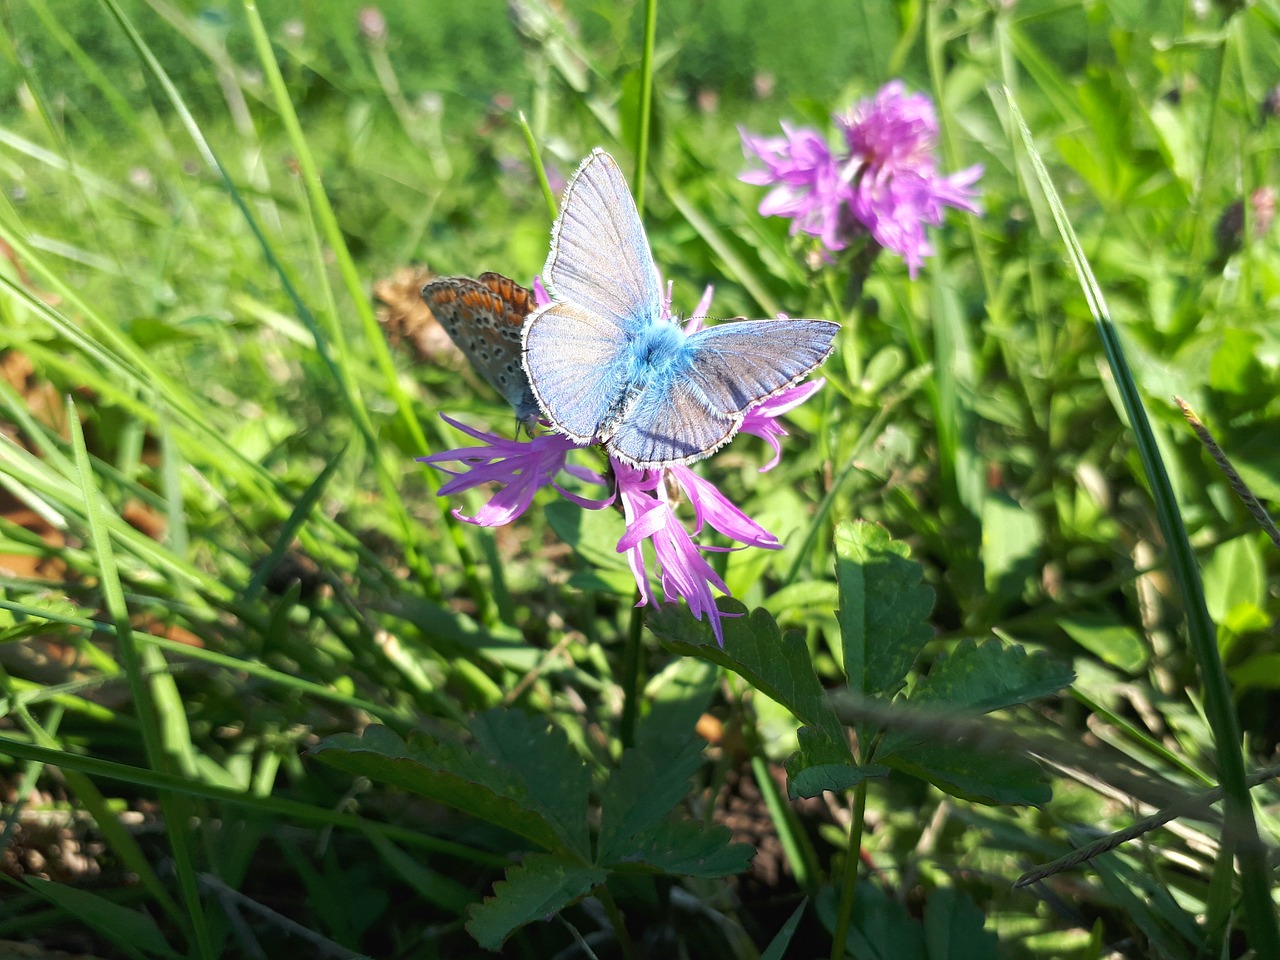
[1005,88,1279,955]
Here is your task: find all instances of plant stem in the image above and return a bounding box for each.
[619,600,644,749]
[830,781,867,959]
[633,0,658,215]
[597,885,639,960]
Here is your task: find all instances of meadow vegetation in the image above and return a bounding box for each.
[0,0,1278,957]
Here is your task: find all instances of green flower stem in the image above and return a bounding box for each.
[620,600,645,749]
[597,884,639,960]
[830,780,867,960]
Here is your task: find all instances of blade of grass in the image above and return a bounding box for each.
[236,0,495,621]
[0,738,507,867]
[69,398,214,960]
[633,0,658,215]
[1005,87,1279,956]
[519,110,559,221]
[244,444,347,604]
[0,596,399,720]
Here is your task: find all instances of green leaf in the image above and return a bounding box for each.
[878,639,1073,758]
[1202,535,1265,625]
[923,887,1001,960]
[820,881,925,960]
[546,498,629,577]
[619,817,754,878]
[366,832,475,914]
[981,492,1043,613]
[597,737,707,865]
[25,877,180,959]
[885,742,1051,806]
[1059,612,1148,673]
[648,602,846,744]
[311,713,592,859]
[786,725,888,799]
[465,852,607,950]
[1229,654,1280,692]
[635,657,719,747]
[835,520,935,698]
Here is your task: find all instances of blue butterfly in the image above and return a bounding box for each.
[522,148,839,469]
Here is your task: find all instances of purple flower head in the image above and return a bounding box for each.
[740,80,983,276]
[739,123,848,252]
[422,281,825,644]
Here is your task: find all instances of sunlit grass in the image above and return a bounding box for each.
[0,0,1276,955]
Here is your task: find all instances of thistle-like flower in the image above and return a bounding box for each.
[740,80,983,276]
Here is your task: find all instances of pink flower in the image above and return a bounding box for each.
[419,416,608,526]
[740,80,983,276]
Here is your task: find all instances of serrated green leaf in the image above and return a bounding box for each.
[835,520,934,699]
[648,602,845,744]
[597,737,706,865]
[787,760,889,800]
[25,877,180,959]
[785,725,887,799]
[923,887,1001,960]
[885,742,1051,806]
[879,639,1073,757]
[465,852,606,950]
[618,817,753,878]
[311,712,592,858]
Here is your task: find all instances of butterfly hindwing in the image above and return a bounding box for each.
[422,274,539,422]
[522,300,635,442]
[682,318,840,415]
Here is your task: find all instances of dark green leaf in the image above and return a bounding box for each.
[879,639,1072,757]
[465,852,606,951]
[311,713,592,858]
[885,742,1051,806]
[618,817,754,878]
[761,898,809,960]
[923,887,1001,960]
[786,725,888,799]
[648,601,845,743]
[835,520,934,699]
[597,737,707,865]
[818,881,925,960]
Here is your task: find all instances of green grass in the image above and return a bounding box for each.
[0,0,1278,956]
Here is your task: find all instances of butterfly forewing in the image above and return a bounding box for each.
[543,149,662,334]
[525,148,839,465]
